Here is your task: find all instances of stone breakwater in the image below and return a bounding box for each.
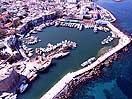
[40,23,131,99]
[43,48,128,99]
[12,2,129,99]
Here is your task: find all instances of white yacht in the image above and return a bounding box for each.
[53,51,70,59]
[19,83,28,93]
[38,59,52,71]
[81,57,96,67]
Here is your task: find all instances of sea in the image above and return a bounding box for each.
[71,0,132,99]
[18,0,132,99]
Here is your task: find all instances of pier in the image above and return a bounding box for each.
[40,23,131,99]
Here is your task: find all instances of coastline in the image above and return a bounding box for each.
[40,4,132,99]
[14,2,131,99]
[0,0,131,99]
[71,1,132,98]
[41,23,131,99]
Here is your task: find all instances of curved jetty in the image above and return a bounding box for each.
[40,23,131,99]
[34,40,77,71]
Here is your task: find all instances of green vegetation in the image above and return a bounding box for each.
[96,38,120,58]
[112,38,120,47]
[96,46,112,58]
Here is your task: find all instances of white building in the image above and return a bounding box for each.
[55,0,66,3]
[55,0,92,4]
[67,0,77,3]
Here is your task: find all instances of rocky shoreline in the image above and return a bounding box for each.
[53,45,130,99]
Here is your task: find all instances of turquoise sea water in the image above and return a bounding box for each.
[71,0,132,99]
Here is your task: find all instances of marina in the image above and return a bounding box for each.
[23,36,40,45]
[0,0,131,99]
[41,22,131,99]
[18,27,111,99]
[101,36,114,45]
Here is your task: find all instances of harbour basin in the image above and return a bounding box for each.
[71,0,132,99]
[18,26,112,99]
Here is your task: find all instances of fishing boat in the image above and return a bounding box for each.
[0,93,17,99]
[19,83,28,93]
[37,58,52,71]
[53,51,70,59]
[81,57,96,67]
[32,30,37,34]
[79,25,83,31]
[0,93,10,99]
[42,60,52,69]
[29,74,37,82]
[101,40,105,45]
[28,52,33,57]
[101,36,113,45]
[93,26,98,32]
[108,37,113,42]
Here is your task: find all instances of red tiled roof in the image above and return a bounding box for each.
[7,29,15,35]
[0,13,9,19]
[4,22,13,28]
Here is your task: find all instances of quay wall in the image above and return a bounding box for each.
[40,23,131,99]
[16,12,57,34]
[97,5,116,23]
[14,3,130,99]
[15,3,117,35]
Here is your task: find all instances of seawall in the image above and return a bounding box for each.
[40,23,131,99]
[16,12,57,34]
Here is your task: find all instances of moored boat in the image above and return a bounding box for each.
[37,58,52,71]
[19,83,28,93]
[81,57,96,67]
[53,51,70,59]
